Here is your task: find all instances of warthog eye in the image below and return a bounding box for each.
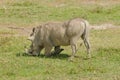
[32,27,35,32]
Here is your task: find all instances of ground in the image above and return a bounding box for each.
[0,0,120,80]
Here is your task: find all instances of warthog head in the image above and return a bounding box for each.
[25,27,40,56]
[25,25,64,56]
[25,45,33,55]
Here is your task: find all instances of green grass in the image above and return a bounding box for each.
[0,29,120,80]
[0,0,120,80]
[0,0,120,26]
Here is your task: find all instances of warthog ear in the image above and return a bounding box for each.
[32,27,35,32]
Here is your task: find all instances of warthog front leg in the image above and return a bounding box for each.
[44,46,52,57]
[51,46,64,55]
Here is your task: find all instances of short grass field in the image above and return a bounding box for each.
[0,0,120,80]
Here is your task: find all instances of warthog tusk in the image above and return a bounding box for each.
[27,36,34,41]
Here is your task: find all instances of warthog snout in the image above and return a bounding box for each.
[24,44,33,55]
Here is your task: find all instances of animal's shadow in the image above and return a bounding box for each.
[16,52,93,60]
[16,52,70,59]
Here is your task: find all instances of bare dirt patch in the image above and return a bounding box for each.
[90,24,120,30]
[0,24,32,37]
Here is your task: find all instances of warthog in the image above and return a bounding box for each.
[27,27,64,55]
[25,18,91,59]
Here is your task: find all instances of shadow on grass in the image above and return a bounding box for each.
[16,52,93,61]
[16,52,70,59]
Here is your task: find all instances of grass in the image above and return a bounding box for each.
[0,28,120,80]
[0,0,120,26]
[0,0,120,80]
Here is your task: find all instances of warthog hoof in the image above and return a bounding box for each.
[51,48,64,56]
